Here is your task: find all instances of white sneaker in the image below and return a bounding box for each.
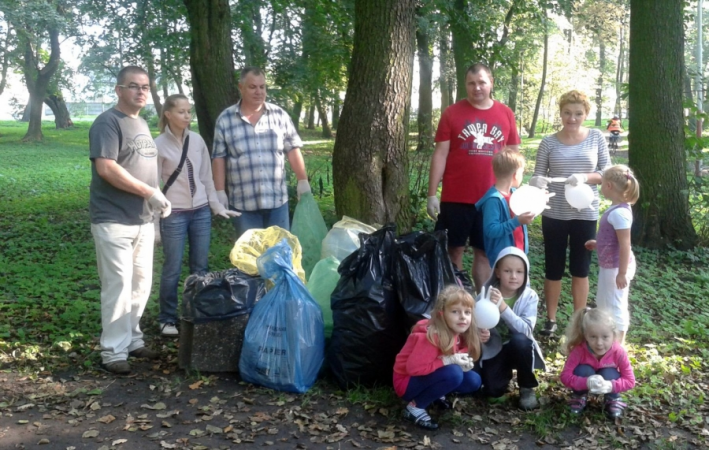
[160,323,179,336]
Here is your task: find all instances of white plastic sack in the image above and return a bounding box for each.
[320,216,377,262]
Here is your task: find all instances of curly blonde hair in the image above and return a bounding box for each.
[426,285,481,361]
[559,90,591,115]
[603,164,640,205]
[562,308,617,355]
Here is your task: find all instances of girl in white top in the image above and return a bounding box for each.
[584,165,640,344]
[154,94,239,336]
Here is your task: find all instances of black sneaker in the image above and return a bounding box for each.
[539,320,557,336]
[402,409,439,430]
[432,396,453,410]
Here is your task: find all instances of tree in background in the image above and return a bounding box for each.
[0,9,15,97]
[628,0,696,249]
[332,0,416,230]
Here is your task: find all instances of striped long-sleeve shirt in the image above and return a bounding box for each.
[533,128,611,221]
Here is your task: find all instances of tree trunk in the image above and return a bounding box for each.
[628,0,696,249]
[314,91,332,138]
[439,29,452,110]
[292,99,303,132]
[450,0,470,101]
[20,103,30,122]
[331,94,340,130]
[615,24,625,118]
[416,10,433,153]
[528,18,548,138]
[238,0,267,68]
[595,39,605,126]
[0,23,11,97]
[183,0,239,152]
[307,103,315,129]
[22,27,61,142]
[332,0,416,230]
[45,94,72,129]
[508,48,521,114]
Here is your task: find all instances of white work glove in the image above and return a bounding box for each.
[566,173,588,186]
[441,353,472,371]
[148,188,172,218]
[216,190,229,210]
[427,196,440,220]
[529,176,552,189]
[587,375,613,394]
[153,213,161,245]
[297,179,311,199]
[212,204,241,219]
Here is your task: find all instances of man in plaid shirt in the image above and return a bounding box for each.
[212,66,311,238]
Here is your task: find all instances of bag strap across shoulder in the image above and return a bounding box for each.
[162,134,190,195]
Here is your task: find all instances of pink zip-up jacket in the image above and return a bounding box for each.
[392,320,468,397]
[560,342,635,393]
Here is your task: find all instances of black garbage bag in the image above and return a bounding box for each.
[182,268,267,323]
[327,224,408,389]
[453,265,475,295]
[393,230,458,328]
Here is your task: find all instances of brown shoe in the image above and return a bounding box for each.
[129,347,159,359]
[103,360,131,374]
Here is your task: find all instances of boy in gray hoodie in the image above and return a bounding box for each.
[475,246,546,410]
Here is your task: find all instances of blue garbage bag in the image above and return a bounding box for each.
[239,239,325,393]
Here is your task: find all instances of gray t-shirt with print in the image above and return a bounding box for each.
[89,108,158,225]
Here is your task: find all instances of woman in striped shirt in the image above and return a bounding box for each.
[529,90,611,336]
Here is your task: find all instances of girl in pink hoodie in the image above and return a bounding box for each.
[560,308,635,420]
[393,286,482,430]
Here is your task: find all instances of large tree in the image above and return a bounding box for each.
[628,0,696,249]
[331,0,416,229]
[183,0,239,150]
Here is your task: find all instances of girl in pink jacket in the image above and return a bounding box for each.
[560,308,635,420]
[393,286,482,430]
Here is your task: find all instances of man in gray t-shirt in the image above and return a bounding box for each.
[89,66,172,375]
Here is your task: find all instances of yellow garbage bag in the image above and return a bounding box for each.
[229,226,306,283]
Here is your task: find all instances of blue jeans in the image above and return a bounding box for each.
[158,205,211,324]
[232,202,290,239]
[572,364,620,399]
[403,365,482,408]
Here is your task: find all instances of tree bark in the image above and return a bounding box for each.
[314,91,332,138]
[628,0,696,249]
[615,24,625,118]
[0,23,11,97]
[292,99,303,132]
[44,94,72,129]
[20,103,30,122]
[307,103,315,129]
[22,26,61,142]
[332,0,416,230]
[439,29,452,110]
[416,10,433,153]
[183,0,239,152]
[528,17,548,138]
[331,94,340,130]
[595,39,605,126]
[238,0,267,68]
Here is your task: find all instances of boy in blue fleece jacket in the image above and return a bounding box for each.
[475,149,533,266]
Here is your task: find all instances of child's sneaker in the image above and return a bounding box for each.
[402,403,438,430]
[540,319,557,336]
[603,397,627,420]
[568,394,587,414]
[432,396,452,410]
[519,388,539,410]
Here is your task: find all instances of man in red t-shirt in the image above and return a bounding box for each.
[427,63,521,292]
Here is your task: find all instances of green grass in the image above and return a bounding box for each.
[1,120,708,444]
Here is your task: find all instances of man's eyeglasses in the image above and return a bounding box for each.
[117,84,150,93]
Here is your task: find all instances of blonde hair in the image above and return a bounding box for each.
[562,308,617,355]
[603,164,640,205]
[426,286,481,361]
[559,90,591,115]
[158,94,190,133]
[492,149,525,179]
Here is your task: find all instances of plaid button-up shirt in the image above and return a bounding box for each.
[212,101,303,211]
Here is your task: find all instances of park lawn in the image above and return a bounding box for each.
[1,120,709,444]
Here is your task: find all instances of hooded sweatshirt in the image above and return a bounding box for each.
[475,185,528,266]
[392,320,469,397]
[477,247,546,371]
[560,341,635,393]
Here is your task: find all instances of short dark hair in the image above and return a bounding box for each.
[239,66,266,83]
[116,66,149,85]
[465,62,493,79]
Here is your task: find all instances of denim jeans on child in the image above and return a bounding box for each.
[572,364,621,399]
[158,205,211,324]
[403,365,482,408]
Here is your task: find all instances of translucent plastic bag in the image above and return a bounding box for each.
[291,193,328,280]
[321,216,377,262]
[229,226,306,283]
[238,239,325,393]
[305,256,340,338]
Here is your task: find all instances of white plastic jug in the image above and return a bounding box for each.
[474,286,500,330]
[564,184,594,211]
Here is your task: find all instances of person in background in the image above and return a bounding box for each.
[530,90,611,336]
[212,66,310,239]
[584,165,640,344]
[89,66,170,375]
[560,308,635,420]
[393,286,482,430]
[427,63,520,293]
[475,247,546,411]
[154,94,239,337]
